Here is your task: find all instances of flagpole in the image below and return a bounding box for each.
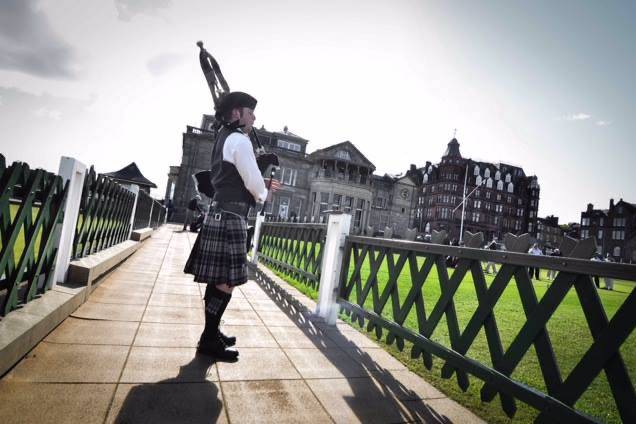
[459,163,468,243]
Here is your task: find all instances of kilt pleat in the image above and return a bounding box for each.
[184,211,248,286]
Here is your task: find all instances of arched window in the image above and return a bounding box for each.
[505,173,511,183]
[613,246,621,257]
[495,170,501,180]
[486,178,493,189]
[474,165,480,176]
[427,166,433,174]
[497,180,504,191]
[507,182,514,193]
[476,176,482,186]
[484,168,491,178]
[423,174,428,183]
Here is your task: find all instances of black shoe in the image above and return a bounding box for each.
[219,330,236,347]
[197,339,239,362]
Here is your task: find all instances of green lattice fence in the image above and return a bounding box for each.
[0,154,69,315]
[257,219,327,290]
[338,232,636,423]
[133,190,153,230]
[72,166,136,259]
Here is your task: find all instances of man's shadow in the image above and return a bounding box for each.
[113,355,222,424]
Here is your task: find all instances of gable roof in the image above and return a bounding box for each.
[103,162,157,188]
[307,141,375,171]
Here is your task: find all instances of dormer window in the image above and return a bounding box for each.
[484,168,491,178]
[495,170,501,180]
[505,173,511,183]
[335,150,350,160]
[277,139,301,152]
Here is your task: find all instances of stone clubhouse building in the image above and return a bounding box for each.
[166,114,541,241]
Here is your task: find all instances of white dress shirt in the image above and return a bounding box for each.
[222,131,268,203]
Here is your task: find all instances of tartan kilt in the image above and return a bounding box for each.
[184,211,248,287]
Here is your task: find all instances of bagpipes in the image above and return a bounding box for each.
[195,41,279,251]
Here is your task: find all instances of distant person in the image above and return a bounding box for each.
[484,237,499,274]
[528,243,542,280]
[446,239,460,268]
[546,248,561,280]
[183,194,202,231]
[166,198,174,222]
[604,253,615,290]
[590,253,602,288]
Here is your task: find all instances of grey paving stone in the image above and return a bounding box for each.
[134,322,203,347]
[222,380,331,423]
[217,348,301,381]
[45,317,138,345]
[121,347,218,383]
[71,301,145,322]
[142,305,204,324]
[0,381,116,424]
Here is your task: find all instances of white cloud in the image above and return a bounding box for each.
[114,0,172,21]
[0,0,77,78]
[563,113,591,121]
[596,120,611,127]
[34,107,62,120]
[146,53,185,76]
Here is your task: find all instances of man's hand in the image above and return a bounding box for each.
[265,178,281,201]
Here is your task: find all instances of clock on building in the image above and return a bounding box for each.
[399,188,410,199]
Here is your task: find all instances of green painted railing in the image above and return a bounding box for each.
[133,190,153,230]
[338,232,636,423]
[0,154,68,315]
[72,166,136,259]
[257,219,327,290]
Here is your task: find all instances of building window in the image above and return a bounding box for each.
[495,204,503,213]
[486,178,493,189]
[581,217,590,226]
[614,246,621,256]
[335,150,350,160]
[278,196,290,219]
[505,173,511,183]
[507,183,514,193]
[497,180,504,191]
[277,139,301,151]
[613,217,626,227]
[598,229,603,240]
[484,168,491,178]
[497,194,502,201]
[474,200,481,208]
[612,230,625,240]
[495,170,501,180]
[319,192,329,214]
[333,194,342,209]
[474,165,480,176]
[281,167,297,186]
[486,191,491,199]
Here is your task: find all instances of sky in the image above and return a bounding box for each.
[0,0,634,224]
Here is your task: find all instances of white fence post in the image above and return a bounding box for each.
[316,212,351,325]
[147,198,154,228]
[53,157,87,285]
[127,185,140,239]
[250,214,266,263]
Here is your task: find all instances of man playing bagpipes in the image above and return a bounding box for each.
[184,43,279,361]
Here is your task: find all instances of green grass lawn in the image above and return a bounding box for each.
[263,251,635,424]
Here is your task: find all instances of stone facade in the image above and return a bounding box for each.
[168,116,418,236]
[580,199,636,262]
[536,215,564,249]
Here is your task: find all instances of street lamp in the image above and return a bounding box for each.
[453,165,486,243]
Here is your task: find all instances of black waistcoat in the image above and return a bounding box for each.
[210,126,255,206]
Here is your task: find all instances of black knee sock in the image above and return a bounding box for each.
[201,285,232,342]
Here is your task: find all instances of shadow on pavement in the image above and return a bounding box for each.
[113,355,222,424]
[251,266,454,424]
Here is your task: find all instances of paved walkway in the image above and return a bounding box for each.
[0,225,483,423]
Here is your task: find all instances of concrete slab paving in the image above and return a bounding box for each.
[120,347,218,383]
[4,342,129,383]
[0,225,485,424]
[134,322,204,347]
[222,380,332,423]
[71,300,146,321]
[217,348,302,381]
[0,381,116,424]
[142,305,204,324]
[44,317,138,346]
